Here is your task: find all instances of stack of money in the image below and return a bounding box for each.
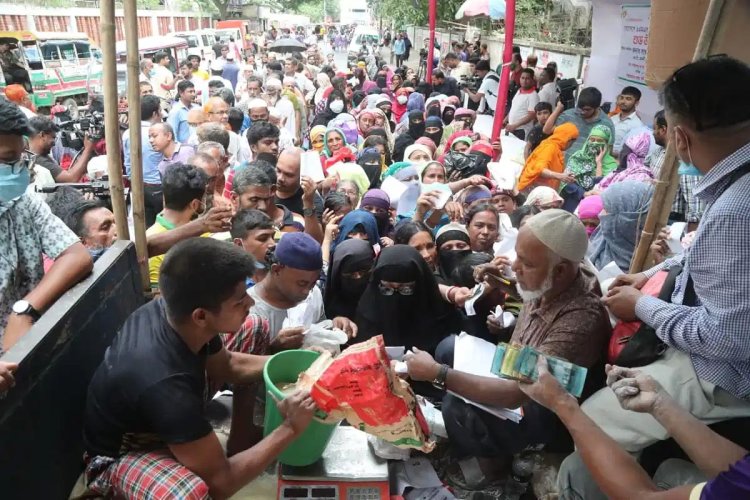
[491,343,588,397]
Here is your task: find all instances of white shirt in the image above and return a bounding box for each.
[508,89,540,134]
[537,82,557,107]
[228,130,252,165]
[477,71,500,112]
[150,65,174,101]
[248,285,325,340]
[611,112,644,156]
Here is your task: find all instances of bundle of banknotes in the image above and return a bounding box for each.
[490,343,588,397]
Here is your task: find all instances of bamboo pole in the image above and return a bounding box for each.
[123,0,150,291]
[101,0,129,243]
[629,0,726,273]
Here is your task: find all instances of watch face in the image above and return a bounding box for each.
[12,300,29,314]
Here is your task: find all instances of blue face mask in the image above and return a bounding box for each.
[678,160,702,177]
[0,163,30,202]
[88,247,107,261]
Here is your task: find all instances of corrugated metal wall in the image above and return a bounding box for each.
[0,15,28,31]
[35,15,69,33]
[0,12,210,46]
[76,16,100,45]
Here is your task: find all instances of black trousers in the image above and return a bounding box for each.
[436,335,572,458]
[143,183,163,227]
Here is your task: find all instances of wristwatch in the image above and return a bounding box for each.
[12,300,40,322]
[432,364,449,390]
[302,207,315,217]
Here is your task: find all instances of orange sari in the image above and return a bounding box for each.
[517,122,579,192]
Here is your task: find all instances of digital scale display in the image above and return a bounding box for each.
[277,427,390,500]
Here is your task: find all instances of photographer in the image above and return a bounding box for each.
[28,116,95,184]
[465,60,499,115]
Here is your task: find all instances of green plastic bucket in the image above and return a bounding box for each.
[263,349,339,466]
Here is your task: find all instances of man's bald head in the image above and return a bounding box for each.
[204,97,229,124]
[187,108,207,127]
[188,152,223,196]
[275,147,302,195]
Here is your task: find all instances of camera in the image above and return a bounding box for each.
[556,78,579,110]
[458,74,480,92]
[37,176,114,207]
[58,111,105,150]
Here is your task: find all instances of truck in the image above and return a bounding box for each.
[339,0,370,25]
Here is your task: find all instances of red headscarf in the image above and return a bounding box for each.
[391,87,411,123]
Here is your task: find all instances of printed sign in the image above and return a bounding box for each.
[617,4,651,85]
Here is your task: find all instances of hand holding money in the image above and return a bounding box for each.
[518,356,576,412]
[492,342,588,397]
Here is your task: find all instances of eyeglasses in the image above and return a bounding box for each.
[379,283,415,296]
[209,110,229,116]
[3,150,36,174]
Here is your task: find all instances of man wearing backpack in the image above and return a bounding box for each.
[559,56,750,499]
[465,60,499,115]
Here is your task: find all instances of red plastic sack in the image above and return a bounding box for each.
[299,335,434,452]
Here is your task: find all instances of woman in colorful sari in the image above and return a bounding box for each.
[592,131,654,194]
[561,124,618,211]
[516,122,579,193]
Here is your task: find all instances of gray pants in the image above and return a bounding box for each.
[558,454,707,499]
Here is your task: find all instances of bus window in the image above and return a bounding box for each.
[74,42,92,60]
[23,43,43,70]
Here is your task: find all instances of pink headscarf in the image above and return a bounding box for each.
[577,195,604,236]
[625,132,651,170]
[415,137,437,156]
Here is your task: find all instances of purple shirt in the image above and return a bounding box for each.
[700,454,750,499]
[157,143,196,177]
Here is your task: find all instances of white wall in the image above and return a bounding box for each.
[586,0,659,124]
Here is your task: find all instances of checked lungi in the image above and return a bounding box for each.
[83,314,269,499]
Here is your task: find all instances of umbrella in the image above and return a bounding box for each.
[269,38,307,53]
[455,0,506,20]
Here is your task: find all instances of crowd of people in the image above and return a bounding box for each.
[0,21,749,499]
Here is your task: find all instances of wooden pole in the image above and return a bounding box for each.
[490,0,516,146]
[123,0,150,291]
[629,0,726,273]
[100,0,129,242]
[426,0,436,83]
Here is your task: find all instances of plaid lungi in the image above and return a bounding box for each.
[85,450,210,499]
[83,315,270,497]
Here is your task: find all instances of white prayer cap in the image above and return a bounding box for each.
[525,209,588,262]
[248,98,268,109]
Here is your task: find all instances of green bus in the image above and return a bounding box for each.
[0,30,97,117]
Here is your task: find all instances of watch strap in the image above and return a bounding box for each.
[302,207,315,217]
[432,364,449,390]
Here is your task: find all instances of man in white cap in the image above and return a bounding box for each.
[247,98,270,123]
[404,209,611,488]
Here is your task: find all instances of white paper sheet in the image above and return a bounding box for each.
[381,176,408,207]
[667,222,687,255]
[420,182,453,210]
[463,283,485,317]
[300,151,326,183]
[452,332,523,423]
[396,182,422,217]
[493,229,518,279]
[386,346,406,360]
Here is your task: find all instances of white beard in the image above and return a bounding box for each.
[516,269,555,303]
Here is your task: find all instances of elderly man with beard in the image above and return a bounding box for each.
[404,209,611,489]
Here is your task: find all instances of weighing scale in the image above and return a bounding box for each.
[277,426,391,500]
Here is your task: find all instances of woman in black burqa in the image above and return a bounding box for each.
[354,245,460,355]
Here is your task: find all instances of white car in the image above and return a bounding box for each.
[347,26,381,59]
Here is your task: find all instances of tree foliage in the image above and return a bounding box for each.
[296,0,341,22]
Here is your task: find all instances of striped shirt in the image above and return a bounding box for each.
[635,141,750,399]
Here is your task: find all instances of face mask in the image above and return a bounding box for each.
[149,69,156,77]
[88,246,107,261]
[329,100,345,114]
[678,160,702,177]
[397,95,408,105]
[0,163,30,202]
[341,277,368,296]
